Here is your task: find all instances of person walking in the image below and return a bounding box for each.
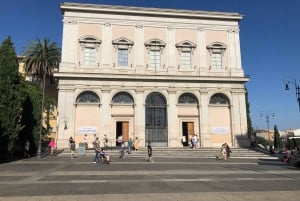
[69,137,76,159]
[133,137,139,151]
[145,141,153,162]
[48,139,56,155]
[83,134,88,149]
[93,137,101,163]
[127,138,133,154]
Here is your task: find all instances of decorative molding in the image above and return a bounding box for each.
[63,19,77,25]
[135,24,143,29]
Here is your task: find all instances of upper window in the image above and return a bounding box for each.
[112,37,134,67]
[76,91,100,103]
[178,93,198,104]
[79,36,101,67]
[209,93,229,105]
[176,41,196,69]
[145,39,166,69]
[112,92,134,104]
[207,42,226,69]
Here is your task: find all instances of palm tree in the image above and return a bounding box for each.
[22,37,61,83]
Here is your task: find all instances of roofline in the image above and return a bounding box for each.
[60,2,243,21]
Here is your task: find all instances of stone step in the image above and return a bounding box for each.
[58,147,277,159]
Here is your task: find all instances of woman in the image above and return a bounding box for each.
[48,139,56,155]
[133,137,139,151]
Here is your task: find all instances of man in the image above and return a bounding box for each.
[93,137,101,163]
[145,141,153,162]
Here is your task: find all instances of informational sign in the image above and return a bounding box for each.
[211,127,229,134]
[182,136,186,142]
[78,126,96,134]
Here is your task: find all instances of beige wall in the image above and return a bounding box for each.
[56,3,249,148]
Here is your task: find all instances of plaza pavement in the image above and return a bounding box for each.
[0,148,299,201]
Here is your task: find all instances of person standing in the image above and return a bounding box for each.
[83,134,88,149]
[133,137,139,151]
[24,139,30,158]
[48,139,56,155]
[69,137,76,159]
[145,141,153,162]
[103,134,108,148]
[93,137,101,163]
[127,138,133,154]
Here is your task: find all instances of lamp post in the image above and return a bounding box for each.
[284,78,300,111]
[260,112,276,147]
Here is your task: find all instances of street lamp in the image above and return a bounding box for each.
[260,112,276,147]
[284,78,300,111]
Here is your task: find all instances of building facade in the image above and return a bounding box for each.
[55,3,249,148]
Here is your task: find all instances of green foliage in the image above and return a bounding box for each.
[255,136,270,147]
[273,125,280,149]
[245,87,254,140]
[0,36,25,161]
[22,37,61,79]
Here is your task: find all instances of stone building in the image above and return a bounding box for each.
[55,3,249,148]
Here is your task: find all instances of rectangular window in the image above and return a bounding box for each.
[84,47,96,65]
[181,51,191,68]
[211,52,222,69]
[150,50,160,68]
[118,49,128,66]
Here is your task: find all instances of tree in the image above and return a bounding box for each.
[22,37,61,83]
[245,87,254,140]
[0,36,24,161]
[273,125,280,150]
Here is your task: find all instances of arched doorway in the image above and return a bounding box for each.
[145,92,168,147]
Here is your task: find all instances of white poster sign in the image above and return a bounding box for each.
[211,127,229,134]
[78,126,97,134]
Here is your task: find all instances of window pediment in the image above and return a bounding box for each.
[112,37,134,52]
[207,42,226,55]
[145,39,166,52]
[79,35,101,46]
[176,40,196,54]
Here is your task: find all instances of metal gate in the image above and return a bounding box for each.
[145,93,168,147]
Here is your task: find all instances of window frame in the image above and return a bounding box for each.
[112,37,134,67]
[79,36,101,67]
[207,42,226,70]
[145,39,166,69]
[175,40,196,70]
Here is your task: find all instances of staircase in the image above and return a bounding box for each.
[58,147,277,159]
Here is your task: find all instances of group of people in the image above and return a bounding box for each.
[93,137,111,164]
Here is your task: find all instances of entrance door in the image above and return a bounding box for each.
[145,93,168,147]
[182,122,194,146]
[116,121,129,146]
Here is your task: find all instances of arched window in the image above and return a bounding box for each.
[178,93,198,104]
[76,91,100,103]
[79,35,101,66]
[209,93,229,105]
[112,92,134,104]
[145,92,168,146]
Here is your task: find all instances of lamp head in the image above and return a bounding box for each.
[285,83,290,90]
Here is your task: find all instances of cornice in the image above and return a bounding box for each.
[61,3,243,21]
[54,72,249,84]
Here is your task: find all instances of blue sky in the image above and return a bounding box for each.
[1,0,300,131]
